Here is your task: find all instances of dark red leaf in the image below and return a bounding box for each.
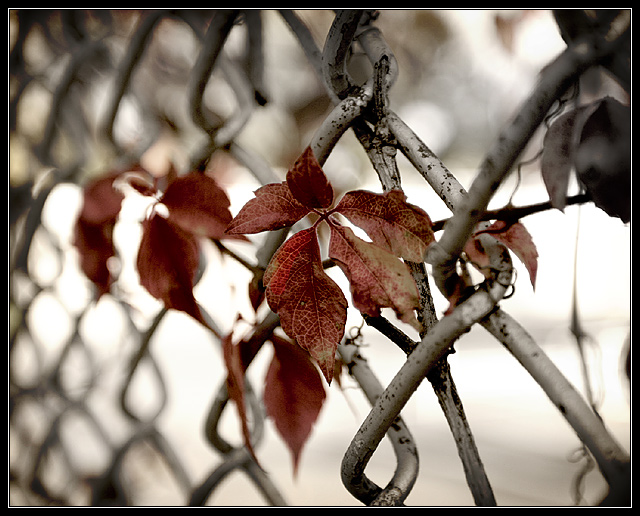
[160,172,238,240]
[334,189,435,262]
[286,146,334,209]
[74,218,118,298]
[263,227,348,383]
[136,212,205,324]
[264,335,326,476]
[74,173,125,298]
[78,173,124,225]
[226,182,311,235]
[329,224,421,331]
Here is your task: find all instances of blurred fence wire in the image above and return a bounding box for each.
[9,9,630,507]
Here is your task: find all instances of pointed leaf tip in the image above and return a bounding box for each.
[286,146,334,209]
[226,182,310,235]
[264,227,347,383]
[264,336,326,476]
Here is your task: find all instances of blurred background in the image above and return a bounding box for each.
[9,9,630,506]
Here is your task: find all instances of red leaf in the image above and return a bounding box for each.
[334,189,435,262]
[160,172,238,240]
[467,221,538,289]
[78,173,124,225]
[226,182,310,235]
[264,335,326,476]
[74,218,118,298]
[329,224,421,331]
[263,227,348,383]
[286,146,334,209]
[74,173,124,298]
[489,221,538,289]
[222,332,259,464]
[136,212,205,323]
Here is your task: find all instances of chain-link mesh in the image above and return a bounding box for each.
[9,10,630,507]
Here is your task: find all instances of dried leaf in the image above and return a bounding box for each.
[264,227,348,383]
[541,102,601,211]
[74,218,118,298]
[329,224,421,331]
[286,146,334,209]
[78,173,124,225]
[226,182,310,235]
[335,189,434,262]
[264,335,326,476]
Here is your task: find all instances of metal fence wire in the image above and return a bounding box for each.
[9,9,630,507]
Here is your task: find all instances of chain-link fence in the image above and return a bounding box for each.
[9,10,630,507]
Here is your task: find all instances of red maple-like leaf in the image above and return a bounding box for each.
[263,335,326,476]
[263,227,347,383]
[136,212,205,324]
[329,224,421,331]
[74,173,124,298]
[286,146,334,209]
[334,189,434,263]
[225,182,310,235]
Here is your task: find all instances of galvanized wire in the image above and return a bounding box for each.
[9,9,629,507]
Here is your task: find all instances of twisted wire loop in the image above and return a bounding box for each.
[9,9,630,507]
[309,9,629,507]
[190,380,286,506]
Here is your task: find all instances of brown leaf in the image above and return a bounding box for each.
[222,332,259,464]
[541,103,599,211]
[74,218,118,299]
[74,173,124,298]
[467,221,538,289]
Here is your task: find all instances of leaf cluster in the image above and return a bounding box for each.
[227,146,436,383]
